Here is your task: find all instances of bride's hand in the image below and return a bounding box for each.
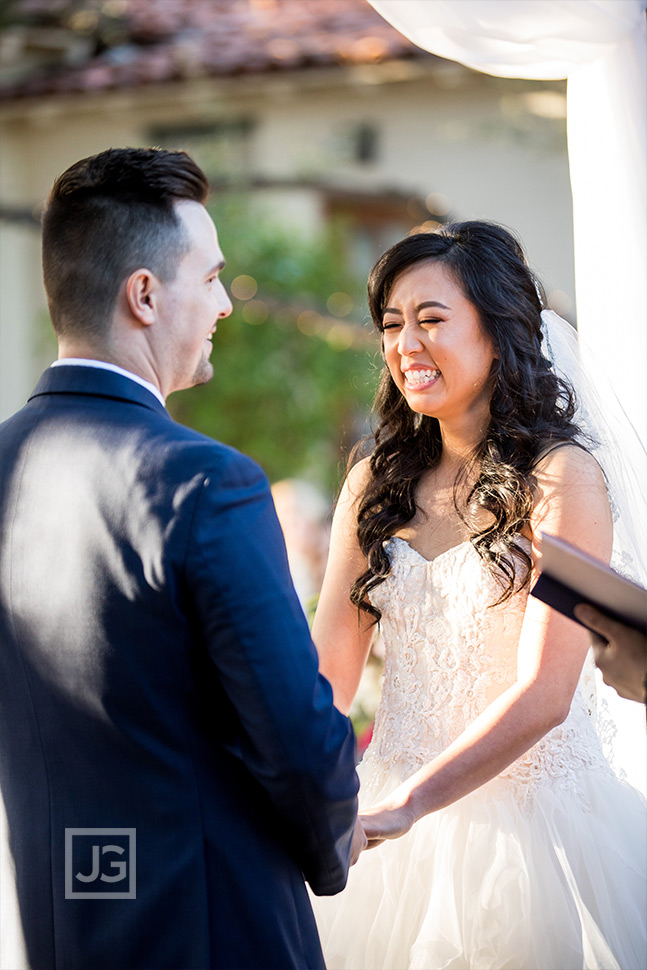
[359,796,416,849]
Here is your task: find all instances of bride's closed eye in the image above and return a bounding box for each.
[382,318,442,330]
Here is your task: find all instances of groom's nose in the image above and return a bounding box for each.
[216,281,233,318]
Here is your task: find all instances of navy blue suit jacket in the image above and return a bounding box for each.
[0,365,358,970]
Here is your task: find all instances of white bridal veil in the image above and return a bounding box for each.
[540,310,647,590]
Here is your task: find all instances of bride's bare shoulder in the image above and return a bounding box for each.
[342,456,373,503]
[531,443,612,557]
[533,442,605,488]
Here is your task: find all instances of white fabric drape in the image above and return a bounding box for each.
[370,0,647,446]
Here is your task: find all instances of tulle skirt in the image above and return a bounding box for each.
[313,761,647,970]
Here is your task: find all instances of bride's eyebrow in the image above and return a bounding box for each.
[383,300,451,315]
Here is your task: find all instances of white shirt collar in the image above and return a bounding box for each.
[51,359,166,408]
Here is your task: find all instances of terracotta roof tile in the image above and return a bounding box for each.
[0,0,435,100]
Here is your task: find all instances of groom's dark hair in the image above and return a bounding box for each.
[42,147,209,339]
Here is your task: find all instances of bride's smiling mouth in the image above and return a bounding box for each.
[403,367,441,390]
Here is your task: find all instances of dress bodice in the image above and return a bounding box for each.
[361,537,614,805]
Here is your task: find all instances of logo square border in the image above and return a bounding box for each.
[65,828,136,899]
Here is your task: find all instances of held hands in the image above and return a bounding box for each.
[353,792,417,860]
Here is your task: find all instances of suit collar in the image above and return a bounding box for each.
[29,365,170,417]
[51,358,165,406]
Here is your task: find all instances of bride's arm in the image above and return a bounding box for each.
[312,458,376,715]
[360,445,613,845]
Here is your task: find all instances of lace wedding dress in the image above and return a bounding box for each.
[313,537,647,970]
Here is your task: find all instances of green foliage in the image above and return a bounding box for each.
[169,196,380,491]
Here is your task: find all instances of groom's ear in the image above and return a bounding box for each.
[125,268,158,327]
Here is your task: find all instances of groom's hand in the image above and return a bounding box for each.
[349,816,368,866]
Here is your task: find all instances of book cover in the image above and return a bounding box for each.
[531,532,647,632]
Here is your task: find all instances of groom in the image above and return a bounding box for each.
[0,148,360,970]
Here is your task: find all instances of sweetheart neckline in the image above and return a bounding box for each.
[389,534,532,567]
[388,536,472,566]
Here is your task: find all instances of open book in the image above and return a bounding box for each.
[531,532,647,632]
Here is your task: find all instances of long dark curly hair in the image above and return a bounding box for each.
[351,221,586,622]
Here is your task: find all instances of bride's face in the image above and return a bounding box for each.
[381,259,498,427]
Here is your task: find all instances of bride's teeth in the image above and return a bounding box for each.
[406,369,438,384]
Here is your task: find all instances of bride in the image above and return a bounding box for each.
[311,222,646,969]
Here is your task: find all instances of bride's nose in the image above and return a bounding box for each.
[398,323,424,356]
